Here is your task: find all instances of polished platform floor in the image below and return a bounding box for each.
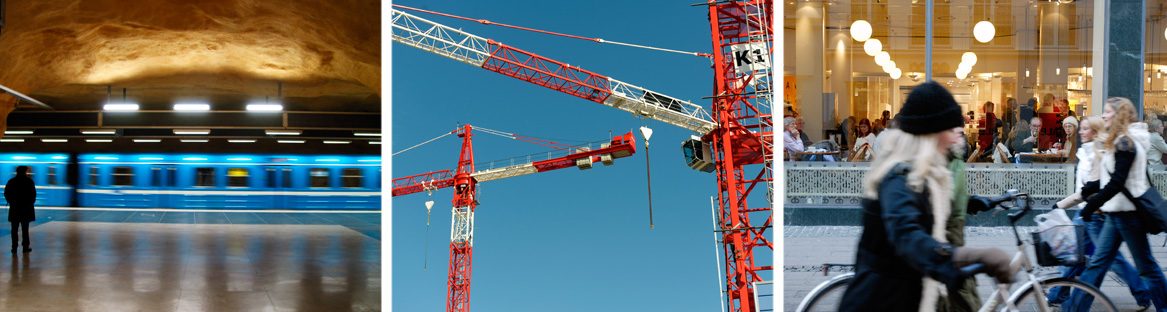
[0,209,381,312]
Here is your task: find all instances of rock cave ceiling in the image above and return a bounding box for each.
[0,0,381,127]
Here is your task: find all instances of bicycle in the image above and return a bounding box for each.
[795,190,1120,312]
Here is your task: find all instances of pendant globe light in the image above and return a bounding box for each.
[875,51,891,66]
[890,68,902,79]
[864,39,882,56]
[962,52,978,66]
[851,20,872,41]
[973,0,995,43]
[974,21,995,43]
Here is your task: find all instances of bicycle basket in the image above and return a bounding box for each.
[1031,225,1086,267]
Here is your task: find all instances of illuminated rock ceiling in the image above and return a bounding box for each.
[0,0,381,123]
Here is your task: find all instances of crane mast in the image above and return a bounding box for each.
[705,1,774,312]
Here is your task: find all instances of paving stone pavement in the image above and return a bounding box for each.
[784,226,1167,311]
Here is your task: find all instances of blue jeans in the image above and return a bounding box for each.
[1068,212,1167,312]
[1047,212,1151,306]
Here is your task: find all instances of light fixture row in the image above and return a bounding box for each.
[5,129,382,137]
[0,138,379,144]
[102,103,284,112]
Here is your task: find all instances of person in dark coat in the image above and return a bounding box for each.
[839,81,1018,312]
[4,166,35,253]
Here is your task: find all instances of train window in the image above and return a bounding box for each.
[282,168,291,188]
[151,168,161,187]
[195,168,215,187]
[48,167,57,186]
[113,167,134,186]
[167,168,177,187]
[342,168,362,188]
[89,167,98,186]
[228,168,248,187]
[310,168,330,188]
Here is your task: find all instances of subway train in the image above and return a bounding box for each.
[0,153,381,210]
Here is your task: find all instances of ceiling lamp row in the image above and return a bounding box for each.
[14,129,382,136]
[0,138,378,144]
[103,103,284,111]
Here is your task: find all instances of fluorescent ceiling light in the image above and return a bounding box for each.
[4,130,33,135]
[94,157,118,160]
[369,141,381,145]
[51,156,67,160]
[174,129,210,135]
[139,157,163,160]
[277,140,305,144]
[81,129,116,135]
[104,104,139,111]
[181,139,208,143]
[323,141,351,144]
[353,131,381,137]
[12,156,34,160]
[316,159,340,162]
[228,139,256,143]
[174,103,210,111]
[41,139,68,143]
[183,157,207,161]
[86,139,113,143]
[358,159,381,162]
[247,104,283,111]
[0,139,24,142]
[133,139,161,143]
[265,130,301,135]
[227,158,252,161]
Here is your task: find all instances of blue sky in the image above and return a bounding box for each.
[389,1,773,311]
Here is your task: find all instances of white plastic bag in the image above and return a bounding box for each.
[1034,209,1078,263]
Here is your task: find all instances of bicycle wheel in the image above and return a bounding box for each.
[796,273,853,312]
[1008,277,1118,312]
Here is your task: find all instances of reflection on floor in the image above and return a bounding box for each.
[0,210,381,312]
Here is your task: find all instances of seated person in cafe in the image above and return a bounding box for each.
[783,117,804,159]
[796,117,812,149]
[1011,117,1042,163]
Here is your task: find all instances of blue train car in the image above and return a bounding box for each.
[0,153,73,207]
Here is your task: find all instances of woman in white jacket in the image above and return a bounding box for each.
[1067,98,1167,311]
[1048,116,1152,307]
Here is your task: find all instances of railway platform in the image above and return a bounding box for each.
[0,207,380,312]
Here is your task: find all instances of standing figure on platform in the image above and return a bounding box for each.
[4,166,35,253]
[839,81,1018,312]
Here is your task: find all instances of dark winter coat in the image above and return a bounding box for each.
[840,164,979,312]
[4,175,36,222]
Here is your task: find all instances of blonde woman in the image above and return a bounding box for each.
[1068,98,1167,310]
[1047,116,1152,308]
[839,81,1016,312]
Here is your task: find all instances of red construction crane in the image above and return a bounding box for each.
[391,1,772,311]
[391,124,637,312]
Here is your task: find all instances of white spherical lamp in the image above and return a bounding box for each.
[973,21,996,43]
[883,61,896,73]
[864,39,882,56]
[958,62,973,73]
[962,52,977,66]
[874,52,891,66]
[851,20,872,42]
[890,68,902,79]
[956,69,969,80]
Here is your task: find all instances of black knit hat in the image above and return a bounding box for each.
[896,81,964,134]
